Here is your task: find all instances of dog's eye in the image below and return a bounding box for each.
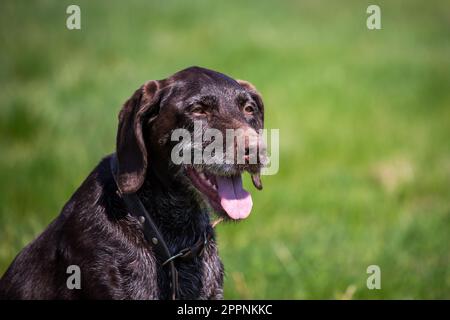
[243,104,255,115]
[191,104,207,116]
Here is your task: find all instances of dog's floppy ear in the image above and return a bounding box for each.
[237,79,264,123]
[116,80,161,194]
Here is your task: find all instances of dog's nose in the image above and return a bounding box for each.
[244,147,250,161]
[238,127,260,165]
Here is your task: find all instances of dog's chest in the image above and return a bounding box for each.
[115,206,223,299]
[154,241,224,300]
[116,234,223,300]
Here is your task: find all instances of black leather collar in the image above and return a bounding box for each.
[110,155,210,300]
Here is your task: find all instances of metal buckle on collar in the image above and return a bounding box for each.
[161,232,208,266]
[162,248,191,266]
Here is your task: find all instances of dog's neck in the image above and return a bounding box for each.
[136,168,211,241]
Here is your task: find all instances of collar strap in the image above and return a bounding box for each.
[109,155,210,300]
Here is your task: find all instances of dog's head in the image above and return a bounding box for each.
[116,66,265,220]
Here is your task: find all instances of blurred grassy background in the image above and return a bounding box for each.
[0,0,449,299]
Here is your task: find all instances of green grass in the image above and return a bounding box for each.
[0,0,449,299]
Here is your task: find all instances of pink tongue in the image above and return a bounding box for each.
[216,175,253,220]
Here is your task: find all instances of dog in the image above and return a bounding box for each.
[0,66,265,299]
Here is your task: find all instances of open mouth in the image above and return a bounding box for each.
[186,166,256,220]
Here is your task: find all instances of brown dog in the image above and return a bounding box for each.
[0,66,265,299]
